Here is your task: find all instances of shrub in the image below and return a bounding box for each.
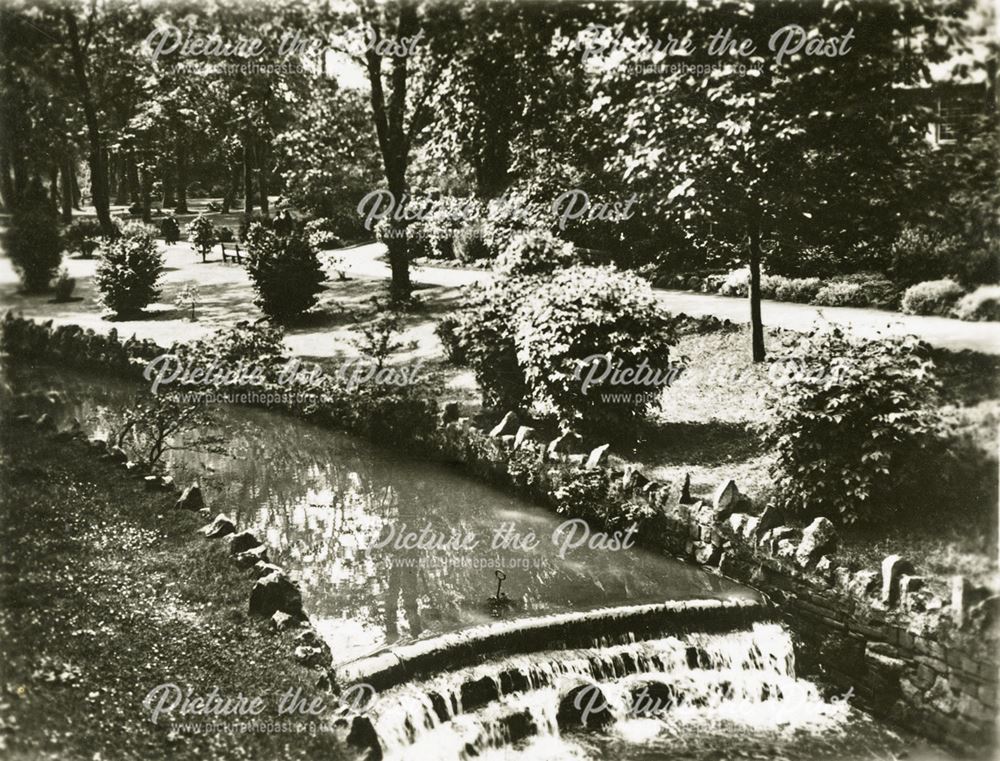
[889,226,964,285]
[514,265,675,430]
[701,273,728,293]
[303,218,344,251]
[160,215,181,244]
[442,281,532,410]
[53,268,75,302]
[494,230,576,279]
[770,276,823,303]
[952,285,1000,322]
[3,193,62,292]
[239,213,269,243]
[454,222,490,263]
[900,279,965,316]
[422,196,484,259]
[765,328,942,525]
[214,225,235,243]
[718,267,750,297]
[63,218,105,257]
[482,188,552,256]
[94,223,164,317]
[186,213,216,262]
[245,227,326,322]
[813,275,900,310]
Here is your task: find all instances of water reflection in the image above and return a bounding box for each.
[4,363,756,662]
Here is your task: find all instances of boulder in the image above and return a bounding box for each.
[253,561,284,579]
[293,645,328,668]
[711,479,740,520]
[249,570,304,620]
[693,541,720,565]
[679,473,694,504]
[753,504,784,542]
[796,517,837,567]
[489,411,520,438]
[621,466,649,492]
[881,555,915,606]
[548,432,584,457]
[198,514,236,538]
[585,444,610,469]
[228,531,262,555]
[556,680,613,730]
[234,545,269,568]
[175,484,205,511]
[513,426,541,449]
[849,570,880,597]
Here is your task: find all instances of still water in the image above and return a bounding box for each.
[3,363,754,662]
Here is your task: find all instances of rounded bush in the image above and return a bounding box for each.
[812,275,900,309]
[766,328,942,525]
[900,279,965,316]
[772,276,822,303]
[160,215,181,244]
[303,218,344,251]
[3,190,62,292]
[514,265,675,430]
[63,218,105,257]
[718,267,750,297]
[952,285,1000,322]
[889,226,963,285]
[494,230,576,279]
[95,223,164,317]
[245,227,326,322]
[186,213,217,260]
[454,222,490,263]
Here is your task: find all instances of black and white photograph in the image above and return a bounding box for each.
[0,1,997,759]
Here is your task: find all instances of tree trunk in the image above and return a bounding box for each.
[242,139,254,215]
[256,138,268,217]
[70,167,82,209]
[127,154,140,205]
[115,152,129,204]
[221,161,239,213]
[59,159,73,223]
[0,142,15,210]
[748,219,766,363]
[161,159,175,208]
[139,164,152,223]
[64,10,113,235]
[175,131,188,213]
[48,165,60,213]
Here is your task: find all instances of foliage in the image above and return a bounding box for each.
[239,213,269,243]
[52,268,75,302]
[214,225,235,243]
[186,213,216,261]
[113,393,218,468]
[303,218,344,251]
[63,219,105,257]
[4,192,62,293]
[718,267,750,297]
[494,229,576,278]
[514,265,675,430]
[174,283,200,321]
[900,279,965,316]
[768,276,823,304]
[244,227,325,322]
[453,222,490,263]
[94,222,164,317]
[160,215,181,244]
[765,328,942,525]
[952,285,1000,322]
[482,187,552,256]
[812,275,900,310]
[889,226,967,285]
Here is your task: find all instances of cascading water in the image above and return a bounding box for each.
[355,623,872,761]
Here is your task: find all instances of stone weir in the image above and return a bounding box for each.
[332,597,768,691]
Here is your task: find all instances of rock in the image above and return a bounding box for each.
[234,545,269,568]
[107,445,128,464]
[796,517,836,567]
[228,531,262,555]
[680,473,694,504]
[548,432,584,457]
[742,517,759,541]
[253,561,283,579]
[761,526,800,554]
[123,461,143,476]
[725,513,750,538]
[585,444,610,469]
[881,555,915,606]
[87,436,108,450]
[556,680,613,730]
[927,675,959,715]
[776,539,797,559]
[271,611,295,631]
[950,576,971,627]
[850,570,880,597]
[621,466,649,492]
[441,401,460,424]
[513,426,540,449]
[489,411,520,438]
[752,503,784,542]
[35,413,56,431]
[294,645,328,668]
[249,570,304,620]
[199,514,236,538]
[711,479,740,520]
[54,429,75,441]
[693,542,720,565]
[175,484,205,511]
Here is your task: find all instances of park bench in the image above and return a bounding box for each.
[219,240,243,265]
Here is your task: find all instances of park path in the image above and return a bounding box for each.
[0,239,998,357]
[342,243,1000,356]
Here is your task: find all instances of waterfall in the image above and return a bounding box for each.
[359,623,850,761]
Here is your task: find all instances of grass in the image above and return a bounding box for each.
[0,419,350,760]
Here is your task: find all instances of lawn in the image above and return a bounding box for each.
[0,417,350,760]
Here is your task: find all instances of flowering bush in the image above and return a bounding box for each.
[303,218,344,250]
[514,266,675,430]
[718,267,750,297]
[186,213,216,262]
[768,276,823,303]
[95,222,164,316]
[245,227,326,322]
[494,230,576,278]
[900,279,965,316]
[766,328,942,525]
[952,285,1000,322]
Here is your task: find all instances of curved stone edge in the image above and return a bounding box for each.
[333,598,768,692]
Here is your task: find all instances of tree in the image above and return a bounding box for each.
[597,1,960,361]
